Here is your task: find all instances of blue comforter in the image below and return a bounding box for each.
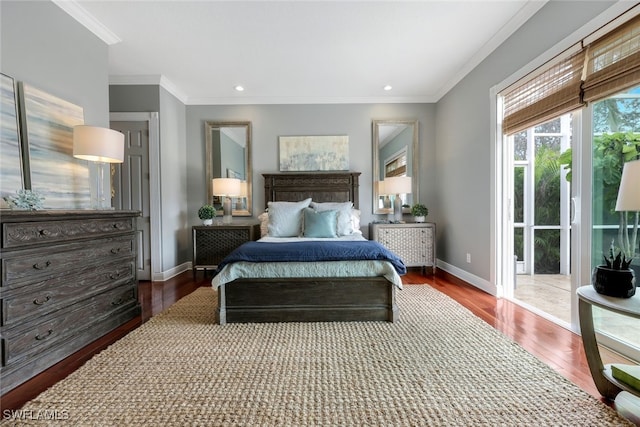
[215,240,406,275]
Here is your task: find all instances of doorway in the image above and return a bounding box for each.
[502,113,580,328]
[109,112,161,281]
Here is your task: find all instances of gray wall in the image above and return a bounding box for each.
[109,84,189,271]
[434,1,615,283]
[1,1,109,127]
[186,103,436,236]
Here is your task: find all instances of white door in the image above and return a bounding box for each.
[109,113,160,281]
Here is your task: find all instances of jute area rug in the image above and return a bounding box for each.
[4,285,632,426]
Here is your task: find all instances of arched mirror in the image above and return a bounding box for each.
[372,120,419,214]
[205,121,252,216]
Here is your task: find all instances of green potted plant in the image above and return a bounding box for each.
[198,204,216,226]
[411,204,428,223]
[592,242,636,298]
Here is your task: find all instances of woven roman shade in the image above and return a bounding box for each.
[502,49,585,135]
[583,15,640,103]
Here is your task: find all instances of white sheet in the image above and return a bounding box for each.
[211,259,403,289]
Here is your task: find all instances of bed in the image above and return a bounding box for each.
[211,172,405,324]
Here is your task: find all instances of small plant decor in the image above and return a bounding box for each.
[410,204,428,217]
[591,240,636,298]
[602,245,633,270]
[3,189,45,210]
[198,205,216,220]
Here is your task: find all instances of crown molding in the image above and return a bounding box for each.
[109,75,188,104]
[185,95,437,106]
[435,0,548,101]
[52,0,121,45]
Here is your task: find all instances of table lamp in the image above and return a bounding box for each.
[384,176,412,222]
[616,159,640,212]
[73,125,124,209]
[616,159,640,260]
[213,178,241,223]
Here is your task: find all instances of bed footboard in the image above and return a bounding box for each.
[216,277,397,324]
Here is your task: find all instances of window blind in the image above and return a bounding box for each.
[502,50,585,135]
[583,15,640,102]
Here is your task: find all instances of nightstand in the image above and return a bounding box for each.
[192,220,260,277]
[370,222,436,274]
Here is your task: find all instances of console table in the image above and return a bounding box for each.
[577,285,640,399]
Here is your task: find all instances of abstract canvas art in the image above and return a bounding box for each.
[279,135,349,171]
[0,74,23,204]
[20,83,89,209]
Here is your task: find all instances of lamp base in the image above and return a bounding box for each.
[393,194,403,222]
[222,197,233,223]
[92,162,112,210]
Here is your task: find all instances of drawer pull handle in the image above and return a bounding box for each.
[109,272,121,280]
[38,229,51,237]
[33,296,51,305]
[111,298,125,306]
[33,261,51,270]
[35,329,53,340]
[112,223,125,230]
[110,247,122,254]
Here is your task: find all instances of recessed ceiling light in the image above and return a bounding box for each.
[383,85,392,91]
[234,85,244,92]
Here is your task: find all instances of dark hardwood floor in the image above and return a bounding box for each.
[1,269,624,412]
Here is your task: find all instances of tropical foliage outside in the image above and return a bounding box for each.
[515,88,640,274]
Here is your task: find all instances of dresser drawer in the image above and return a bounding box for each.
[1,283,137,366]
[1,236,135,288]
[2,218,134,249]
[1,260,135,327]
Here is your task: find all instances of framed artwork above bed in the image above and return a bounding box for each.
[278,135,349,172]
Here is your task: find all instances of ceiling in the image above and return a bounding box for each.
[54,0,546,105]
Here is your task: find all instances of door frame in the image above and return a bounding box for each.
[110,112,162,281]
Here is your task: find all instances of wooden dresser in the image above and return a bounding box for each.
[0,210,141,394]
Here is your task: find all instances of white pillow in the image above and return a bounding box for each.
[257,211,269,238]
[267,198,312,237]
[310,201,354,236]
[351,208,362,234]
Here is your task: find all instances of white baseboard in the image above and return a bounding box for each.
[436,259,497,296]
[151,262,191,282]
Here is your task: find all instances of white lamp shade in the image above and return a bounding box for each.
[239,181,248,197]
[615,159,640,211]
[376,180,386,195]
[212,178,242,196]
[73,125,124,163]
[384,176,412,194]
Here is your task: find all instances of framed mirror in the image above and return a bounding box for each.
[372,120,419,214]
[205,121,252,216]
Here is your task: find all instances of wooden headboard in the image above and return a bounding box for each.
[262,172,360,209]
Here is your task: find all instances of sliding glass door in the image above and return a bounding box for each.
[588,85,640,361]
[500,86,640,362]
[505,114,576,327]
